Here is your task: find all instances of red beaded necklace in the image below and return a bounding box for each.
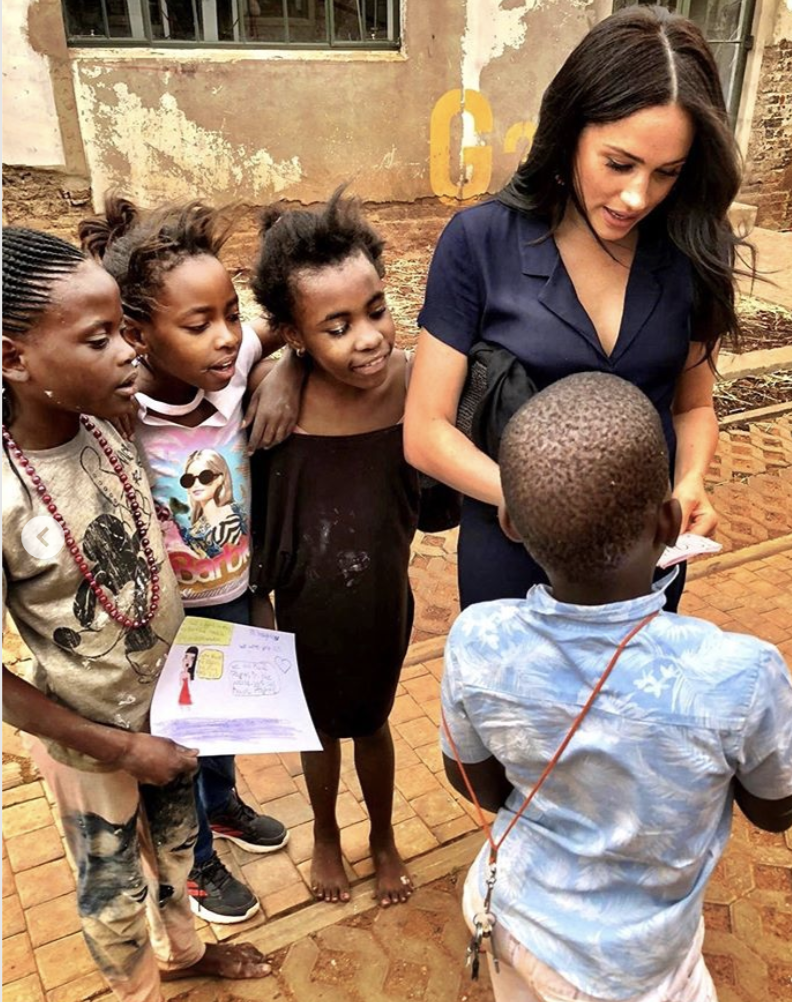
[2,416,160,631]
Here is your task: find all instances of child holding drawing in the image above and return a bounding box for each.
[1,227,270,999]
[250,188,419,907]
[79,196,300,924]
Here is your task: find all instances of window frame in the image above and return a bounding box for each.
[62,0,402,50]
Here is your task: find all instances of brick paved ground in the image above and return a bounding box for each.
[4,544,792,1001]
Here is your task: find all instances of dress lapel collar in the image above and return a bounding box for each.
[609,225,673,363]
[519,216,675,362]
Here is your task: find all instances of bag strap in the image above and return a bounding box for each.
[441,610,659,867]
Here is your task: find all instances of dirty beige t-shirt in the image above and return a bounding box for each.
[2,421,183,771]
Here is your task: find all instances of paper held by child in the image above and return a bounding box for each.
[657,533,722,570]
[150,617,322,755]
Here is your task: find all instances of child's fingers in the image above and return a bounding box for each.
[246,412,274,454]
[241,395,257,430]
[176,745,200,772]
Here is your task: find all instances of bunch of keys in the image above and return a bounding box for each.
[466,910,499,980]
[465,861,500,981]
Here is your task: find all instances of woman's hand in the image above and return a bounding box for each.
[672,342,720,537]
[243,351,305,453]
[115,732,199,786]
[672,474,718,537]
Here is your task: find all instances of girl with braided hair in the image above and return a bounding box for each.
[78,195,298,924]
[2,226,271,1000]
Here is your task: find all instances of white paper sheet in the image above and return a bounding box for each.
[657,532,722,570]
[150,617,321,755]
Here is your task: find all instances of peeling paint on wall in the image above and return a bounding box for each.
[460,0,539,160]
[461,0,538,96]
[73,75,303,206]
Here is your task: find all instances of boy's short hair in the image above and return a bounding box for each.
[499,372,670,578]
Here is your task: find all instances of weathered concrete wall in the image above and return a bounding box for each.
[740,3,792,230]
[58,0,597,209]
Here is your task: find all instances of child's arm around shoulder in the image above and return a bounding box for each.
[243,317,306,453]
[2,667,199,785]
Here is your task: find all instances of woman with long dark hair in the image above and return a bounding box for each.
[405,5,752,611]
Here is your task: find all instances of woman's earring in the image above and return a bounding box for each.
[295,346,305,358]
[554,173,565,187]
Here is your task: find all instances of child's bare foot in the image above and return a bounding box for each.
[162,942,271,980]
[311,835,351,903]
[371,836,413,907]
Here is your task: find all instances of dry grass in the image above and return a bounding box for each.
[736,296,792,351]
[714,370,792,418]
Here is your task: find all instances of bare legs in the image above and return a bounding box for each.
[301,732,349,903]
[355,723,413,906]
[301,722,412,907]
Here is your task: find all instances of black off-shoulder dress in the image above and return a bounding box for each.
[252,425,419,739]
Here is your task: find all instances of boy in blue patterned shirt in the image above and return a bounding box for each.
[441,372,792,1002]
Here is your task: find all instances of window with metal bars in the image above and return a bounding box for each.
[62,0,400,48]
[611,0,755,123]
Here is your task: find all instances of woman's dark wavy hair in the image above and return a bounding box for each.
[79,193,237,322]
[498,4,753,356]
[2,226,87,427]
[251,185,385,330]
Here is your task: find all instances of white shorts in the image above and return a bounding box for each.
[462,868,717,1002]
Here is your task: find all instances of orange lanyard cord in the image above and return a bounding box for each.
[441,610,659,864]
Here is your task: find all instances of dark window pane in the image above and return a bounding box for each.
[106,0,132,36]
[332,0,364,41]
[158,0,200,39]
[243,0,288,42]
[64,0,107,36]
[688,0,742,40]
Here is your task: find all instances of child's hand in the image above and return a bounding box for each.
[109,406,137,441]
[117,732,199,786]
[243,351,305,453]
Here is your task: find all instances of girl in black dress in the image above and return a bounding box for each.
[250,189,419,908]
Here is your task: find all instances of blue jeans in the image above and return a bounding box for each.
[188,592,250,866]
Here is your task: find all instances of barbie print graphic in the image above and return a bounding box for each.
[151,617,321,754]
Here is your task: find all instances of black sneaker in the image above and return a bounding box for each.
[209,790,289,854]
[187,852,260,924]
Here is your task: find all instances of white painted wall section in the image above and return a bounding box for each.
[459,0,537,175]
[2,0,65,166]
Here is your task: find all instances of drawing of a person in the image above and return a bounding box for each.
[182,646,199,681]
[178,450,247,557]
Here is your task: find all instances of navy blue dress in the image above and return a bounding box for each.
[418,200,702,609]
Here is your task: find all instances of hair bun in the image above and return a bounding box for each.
[259,205,286,235]
[79,192,140,260]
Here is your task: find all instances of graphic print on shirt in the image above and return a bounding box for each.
[145,428,251,606]
[50,437,169,683]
